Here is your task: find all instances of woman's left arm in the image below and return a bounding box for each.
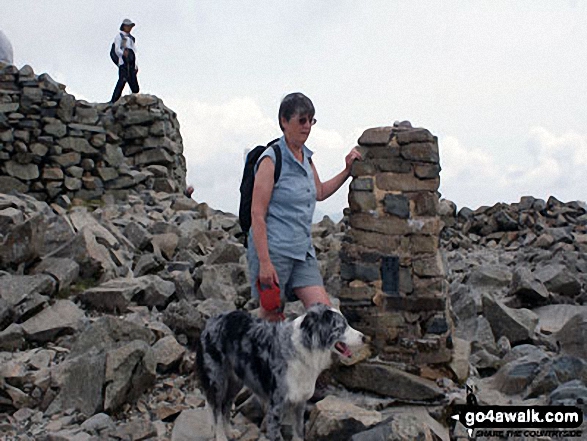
[312,147,362,201]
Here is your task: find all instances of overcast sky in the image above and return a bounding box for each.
[3,1,586,219]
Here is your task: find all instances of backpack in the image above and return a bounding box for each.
[238,139,281,246]
[109,42,119,65]
[110,32,134,65]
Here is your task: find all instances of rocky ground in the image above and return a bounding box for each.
[1,190,587,440]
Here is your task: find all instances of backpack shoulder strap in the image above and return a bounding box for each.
[269,141,282,183]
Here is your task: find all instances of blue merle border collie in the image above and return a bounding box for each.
[196,304,366,441]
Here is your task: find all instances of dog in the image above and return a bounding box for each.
[196,303,366,441]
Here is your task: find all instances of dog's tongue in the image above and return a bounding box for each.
[335,342,352,358]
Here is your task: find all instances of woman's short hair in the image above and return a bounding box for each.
[278,93,315,130]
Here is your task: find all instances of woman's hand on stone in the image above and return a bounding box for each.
[345,147,362,172]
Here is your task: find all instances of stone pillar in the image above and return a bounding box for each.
[340,124,452,373]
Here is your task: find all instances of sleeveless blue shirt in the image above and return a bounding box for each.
[248,136,317,260]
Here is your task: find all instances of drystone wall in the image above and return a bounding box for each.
[0,63,186,204]
[339,123,453,378]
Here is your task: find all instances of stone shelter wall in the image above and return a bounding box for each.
[0,64,186,204]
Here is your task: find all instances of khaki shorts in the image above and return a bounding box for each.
[248,249,324,302]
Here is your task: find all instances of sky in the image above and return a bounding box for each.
[2,0,587,220]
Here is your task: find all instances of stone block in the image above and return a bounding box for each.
[349,212,411,236]
[340,261,381,283]
[383,296,445,312]
[5,161,39,180]
[383,194,409,218]
[42,167,64,180]
[58,137,99,155]
[358,127,393,145]
[395,128,435,145]
[409,234,438,255]
[339,282,376,301]
[350,177,374,191]
[50,152,81,167]
[134,149,174,166]
[414,162,441,179]
[377,157,412,173]
[412,252,444,277]
[350,160,376,177]
[409,191,439,217]
[349,191,377,213]
[362,145,400,159]
[376,172,439,192]
[400,142,439,163]
[21,300,86,343]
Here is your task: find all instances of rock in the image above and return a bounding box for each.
[80,413,115,435]
[533,304,587,334]
[306,396,382,441]
[493,349,550,395]
[549,380,587,406]
[455,315,498,355]
[81,275,175,311]
[171,408,213,441]
[113,418,157,440]
[196,298,236,319]
[79,278,142,313]
[49,227,119,282]
[123,221,152,250]
[556,311,587,359]
[0,274,53,322]
[5,161,39,180]
[0,296,13,330]
[334,362,444,401]
[70,316,155,358]
[136,275,176,308]
[467,264,511,289]
[205,242,244,265]
[482,294,538,344]
[534,263,581,297]
[0,323,25,351]
[21,300,85,343]
[46,350,106,417]
[196,263,248,303]
[449,337,471,383]
[169,270,196,301]
[350,407,448,441]
[162,300,204,344]
[509,267,549,305]
[30,258,80,294]
[0,212,46,267]
[151,335,186,372]
[103,340,156,412]
[151,233,179,260]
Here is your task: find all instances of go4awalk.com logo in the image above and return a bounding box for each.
[451,386,584,439]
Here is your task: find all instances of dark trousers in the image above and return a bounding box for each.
[110,52,139,103]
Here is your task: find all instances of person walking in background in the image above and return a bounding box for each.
[0,29,14,66]
[110,19,139,103]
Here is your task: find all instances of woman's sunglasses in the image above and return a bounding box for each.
[297,116,317,126]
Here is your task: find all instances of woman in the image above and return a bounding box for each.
[248,92,362,321]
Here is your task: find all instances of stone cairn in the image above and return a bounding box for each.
[0,64,186,205]
[338,124,453,388]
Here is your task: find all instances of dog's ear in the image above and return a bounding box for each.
[300,306,346,350]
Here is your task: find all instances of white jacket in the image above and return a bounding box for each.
[113,31,137,67]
